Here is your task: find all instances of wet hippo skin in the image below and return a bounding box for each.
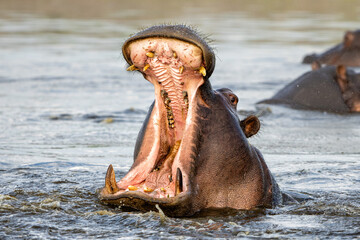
[98,25,282,217]
[303,29,360,67]
[258,64,360,113]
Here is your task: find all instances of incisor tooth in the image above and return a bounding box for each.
[179,66,184,74]
[127,65,138,71]
[199,66,206,77]
[128,185,138,191]
[143,187,154,193]
[146,52,154,58]
[143,64,150,72]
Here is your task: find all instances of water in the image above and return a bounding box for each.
[1,0,360,239]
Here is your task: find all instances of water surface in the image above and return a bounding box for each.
[0,0,359,239]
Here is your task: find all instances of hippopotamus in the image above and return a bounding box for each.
[98,25,282,217]
[302,29,360,67]
[258,63,360,113]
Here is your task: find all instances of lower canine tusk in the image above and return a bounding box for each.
[175,167,183,196]
[105,164,120,194]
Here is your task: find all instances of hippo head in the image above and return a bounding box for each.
[303,29,360,67]
[335,65,360,112]
[343,30,360,49]
[98,25,278,217]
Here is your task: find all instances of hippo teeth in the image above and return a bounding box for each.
[175,167,183,196]
[126,65,138,71]
[105,164,119,194]
[198,66,206,77]
[126,37,205,142]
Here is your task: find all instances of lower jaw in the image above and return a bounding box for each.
[98,187,193,216]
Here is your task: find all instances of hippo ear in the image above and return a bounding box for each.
[240,115,260,138]
[311,61,321,71]
[336,65,348,93]
[344,31,354,48]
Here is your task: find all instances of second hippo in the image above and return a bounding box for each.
[258,64,360,113]
[303,29,360,67]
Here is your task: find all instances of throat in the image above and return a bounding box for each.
[145,140,181,191]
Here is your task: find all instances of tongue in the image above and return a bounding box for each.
[144,140,181,190]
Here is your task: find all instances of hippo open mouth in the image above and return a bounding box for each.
[99,25,216,215]
[98,25,280,217]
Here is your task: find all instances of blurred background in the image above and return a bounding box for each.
[0,0,359,239]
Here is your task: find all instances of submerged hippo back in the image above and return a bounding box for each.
[259,66,350,113]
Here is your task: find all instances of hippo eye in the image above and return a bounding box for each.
[229,94,238,105]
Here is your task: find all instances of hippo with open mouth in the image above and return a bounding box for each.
[302,29,360,67]
[98,25,281,217]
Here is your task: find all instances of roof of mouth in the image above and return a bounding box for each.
[122,24,216,79]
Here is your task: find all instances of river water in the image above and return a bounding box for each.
[0,0,359,239]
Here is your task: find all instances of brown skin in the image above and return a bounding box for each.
[98,25,281,217]
[258,64,360,113]
[99,84,280,217]
[217,88,260,137]
[335,65,360,112]
[303,30,360,67]
[188,86,275,213]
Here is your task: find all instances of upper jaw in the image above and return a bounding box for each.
[122,24,216,80]
[125,36,208,153]
[127,37,206,143]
